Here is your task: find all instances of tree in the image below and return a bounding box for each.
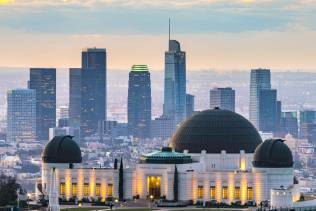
[0,174,21,206]
[114,158,118,170]
[173,165,178,202]
[119,158,124,201]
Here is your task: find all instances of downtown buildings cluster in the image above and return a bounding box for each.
[3,31,316,202]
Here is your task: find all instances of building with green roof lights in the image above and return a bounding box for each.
[131,64,149,72]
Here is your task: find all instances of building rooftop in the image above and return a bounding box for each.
[140,147,193,164]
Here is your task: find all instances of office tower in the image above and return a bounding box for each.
[29,68,56,142]
[209,87,235,112]
[7,89,36,143]
[249,68,271,129]
[186,94,195,118]
[69,68,81,128]
[151,116,175,140]
[300,110,316,138]
[80,48,107,138]
[300,123,316,144]
[128,65,152,139]
[163,21,186,125]
[280,111,299,138]
[259,89,277,132]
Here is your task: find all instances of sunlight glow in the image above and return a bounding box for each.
[0,0,14,5]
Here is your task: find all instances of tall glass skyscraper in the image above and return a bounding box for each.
[29,68,56,142]
[259,89,277,132]
[69,68,81,128]
[128,65,152,139]
[80,48,107,138]
[163,40,186,125]
[209,87,235,112]
[7,89,36,143]
[249,68,271,129]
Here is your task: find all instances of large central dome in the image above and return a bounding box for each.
[170,108,262,153]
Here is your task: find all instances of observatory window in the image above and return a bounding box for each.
[210,186,216,199]
[235,187,240,199]
[108,184,113,197]
[197,185,204,199]
[96,183,101,196]
[247,187,253,200]
[84,183,89,196]
[60,182,65,196]
[222,186,228,199]
[72,183,77,196]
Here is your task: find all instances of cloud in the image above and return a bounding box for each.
[0,0,315,35]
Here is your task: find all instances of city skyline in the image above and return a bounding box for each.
[1,0,316,70]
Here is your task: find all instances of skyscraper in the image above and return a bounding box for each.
[69,68,81,128]
[259,89,277,132]
[186,94,195,118]
[128,65,151,139]
[299,110,316,139]
[249,68,271,129]
[163,20,186,125]
[7,89,36,143]
[280,111,299,138]
[209,87,235,112]
[80,48,107,138]
[29,68,56,142]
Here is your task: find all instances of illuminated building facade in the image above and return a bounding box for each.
[38,108,299,206]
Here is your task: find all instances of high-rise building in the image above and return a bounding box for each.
[151,115,175,140]
[29,68,56,142]
[80,48,107,138]
[128,65,152,139]
[249,68,271,129]
[163,22,186,125]
[299,110,316,138]
[186,94,195,118]
[280,111,299,138]
[69,68,81,128]
[209,87,235,112]
[7,89,36,143]
[259,89,277,132]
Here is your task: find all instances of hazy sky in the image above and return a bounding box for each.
[1,0,316,70]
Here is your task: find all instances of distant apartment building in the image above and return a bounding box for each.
[210,87,235,112]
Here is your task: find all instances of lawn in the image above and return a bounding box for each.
[62,208,243,211]
[61,208,150,211]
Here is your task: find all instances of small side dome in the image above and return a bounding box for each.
[42,136,82,163]
[253,139,293,168]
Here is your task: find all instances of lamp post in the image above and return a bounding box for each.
[27,193,31,210]
[150,195,154,211]
[115,198,119,210]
